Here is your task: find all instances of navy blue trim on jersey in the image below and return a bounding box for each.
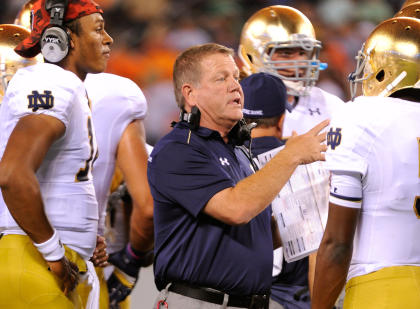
[330,192,362,202]
[148,122,273,295]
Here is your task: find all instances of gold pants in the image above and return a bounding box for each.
[344,265,420,309]
[0,234,87,309]
[96,266,131,309]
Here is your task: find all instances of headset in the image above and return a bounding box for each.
[179,106,256,146]
[40,0,69,63]
[179,106,201,131]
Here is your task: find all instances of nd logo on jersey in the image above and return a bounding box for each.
[327,127,342,150]
[27,90,54,112]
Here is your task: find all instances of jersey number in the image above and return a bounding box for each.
[414,138,420,219]
[75,117,95,182]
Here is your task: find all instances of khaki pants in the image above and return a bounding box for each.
[153,285,282,309]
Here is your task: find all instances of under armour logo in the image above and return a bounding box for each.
[219,157,230,166]
[308,108,321,116]
[327,127,342,150]
[27,90,54,112]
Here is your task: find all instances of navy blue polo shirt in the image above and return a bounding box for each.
[148,122,273,295]
[248,136,285,157]
[251,136,310,308]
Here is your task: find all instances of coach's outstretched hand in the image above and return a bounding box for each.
[284,119,329,164]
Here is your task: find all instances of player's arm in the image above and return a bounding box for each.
[116,119,154,253]
[108,120,154,268]
[106,119,154,304]
[271,216,282,249]
[0,114,79,294]
[308,252,317,297]
[311,203,359,309]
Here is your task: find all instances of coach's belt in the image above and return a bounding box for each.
[168,282,269,308]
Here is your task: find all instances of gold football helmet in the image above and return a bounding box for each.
[0,24,39,102]
[238,5,322,96]
[349,17,420,98]
[14,0,36,31]
[401,0,420,9]
[395,2,420,19]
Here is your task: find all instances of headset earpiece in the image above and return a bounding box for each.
[41,27,69,63]
[228,119,256,146]
[179,106,201,131]
[40,0,69,63]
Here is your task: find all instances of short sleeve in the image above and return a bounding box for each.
[7,65,81,128]
[329,171,363,209]
[124,78,148,120]
[148,142,235,217]
[325,100,371,177]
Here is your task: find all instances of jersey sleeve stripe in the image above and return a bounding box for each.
[329,194,362,209]
[330,191,362,202]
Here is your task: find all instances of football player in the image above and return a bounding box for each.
[84,72,154,309]
[13,1,155,307]
[312,17,420,309]
[13,0,37,30]
[400,0,420,9]
[238,5,344,308]
[394,1,420,18]
[0,24,40,103]
[0,0,113,307]
[239,5,344,136]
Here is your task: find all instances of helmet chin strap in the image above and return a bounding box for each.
[283,80,310,97]
[378,71,407,97]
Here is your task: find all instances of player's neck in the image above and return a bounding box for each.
[60,56,87,81]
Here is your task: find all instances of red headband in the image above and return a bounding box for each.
[15,0,103,58]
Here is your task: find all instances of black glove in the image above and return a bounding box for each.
[107,244,154,307]
[107,271,135,309]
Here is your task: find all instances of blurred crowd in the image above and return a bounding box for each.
[0,0,405,144]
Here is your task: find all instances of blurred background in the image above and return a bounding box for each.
[0,0,405,146]
[0,0,408,307]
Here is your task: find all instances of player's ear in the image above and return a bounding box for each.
[66,29,75,49]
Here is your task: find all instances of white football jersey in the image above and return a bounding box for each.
[0,63,99,259]
[325,96,420,280]
[283,86,344,137]
[85,73,147,236]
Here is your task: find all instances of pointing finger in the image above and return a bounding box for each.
[308,119,330,135]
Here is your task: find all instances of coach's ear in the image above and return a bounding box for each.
[277,113,286,140]
[181,83,196,113]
